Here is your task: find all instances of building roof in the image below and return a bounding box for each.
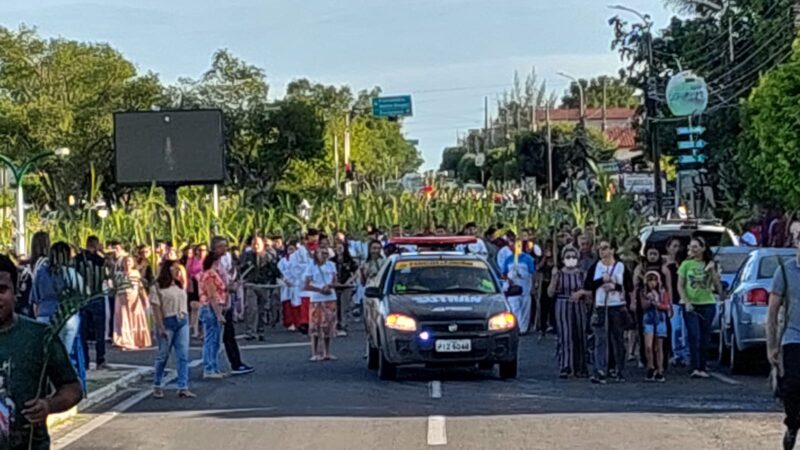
[537,107,637,122]
[605,127,638,149]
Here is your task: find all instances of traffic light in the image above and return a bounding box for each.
[345,162,356,180]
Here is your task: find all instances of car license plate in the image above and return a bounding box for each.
[435,339,471,352]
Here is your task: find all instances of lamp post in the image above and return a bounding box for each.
[557,71,586,123]
[0,147,70,256]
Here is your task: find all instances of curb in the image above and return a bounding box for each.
[48,366,152,428]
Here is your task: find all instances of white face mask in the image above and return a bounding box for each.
[564,258,578,268]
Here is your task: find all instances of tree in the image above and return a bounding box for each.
[561,75,639,109]
[609,0,796,216]
[0,26,164,206]
[738,36,800,210]
[439,147,467,175]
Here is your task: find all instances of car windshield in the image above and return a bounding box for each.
[390,259,499,295]
[758,255,795,279]
[717,252,751,274]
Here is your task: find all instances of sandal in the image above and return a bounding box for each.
[153,388,164,399]
[178,389,197,399]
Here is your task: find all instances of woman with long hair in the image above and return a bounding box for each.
[134,245,155,287]
[304,245,338,361]
[199,249,226,378]
[631,245,670,366]
[151,260,195,399]
[678,236,722,378]
[332,237,358,337]
[113,255,152,350]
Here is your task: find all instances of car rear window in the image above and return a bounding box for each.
[646,230,733,254]
[758,255,794,279]
[390,259,498,295]
[717,252,750,274]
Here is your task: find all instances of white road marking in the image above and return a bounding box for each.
[709,371,741,385]
[427,415,447,446]
[429,380,442,399]
[53,360,204,449]
[236,342,310,350]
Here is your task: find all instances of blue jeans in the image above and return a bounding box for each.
[154,316,190,389]
[200,306,221,374]
[670,304,690,362]
[685,304,716,371]
[37,313,80,352]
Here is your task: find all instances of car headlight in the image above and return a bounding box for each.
[488,312,516,331]
[385,313,417,332]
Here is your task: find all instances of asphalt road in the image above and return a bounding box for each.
[55,323,786,450]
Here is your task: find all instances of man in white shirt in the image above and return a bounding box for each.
[289,229,320,334]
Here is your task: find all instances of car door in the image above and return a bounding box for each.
[722,261,746,342]
[731,255,756,334]
[364,261,391,346]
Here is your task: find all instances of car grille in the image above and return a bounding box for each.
[420,321,486,333]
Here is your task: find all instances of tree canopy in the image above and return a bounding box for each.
[560,75,639,109]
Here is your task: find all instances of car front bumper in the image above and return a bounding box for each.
[382,328,518,365]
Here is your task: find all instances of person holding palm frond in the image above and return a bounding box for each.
[113,256,152,350]
[0,254,82,450]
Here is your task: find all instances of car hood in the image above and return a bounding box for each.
[386,293,507,321]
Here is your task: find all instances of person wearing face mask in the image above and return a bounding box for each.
[278,241,299,331]
[549,245,590,378]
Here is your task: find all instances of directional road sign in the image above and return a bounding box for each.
[677,139,707,151]
[372,96,413,118]
[677,154,707,165]
[677,126,706,136]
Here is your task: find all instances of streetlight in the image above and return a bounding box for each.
[557,71,586,122]
[0,147,70,257]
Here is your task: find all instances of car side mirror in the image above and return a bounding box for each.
[364,286,382,298]
[505,285,523,297]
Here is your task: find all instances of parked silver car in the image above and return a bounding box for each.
[718,248,796,373]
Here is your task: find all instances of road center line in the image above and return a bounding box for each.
[709,371,741,385]
[429,380,442,399]
[427,415,447,446]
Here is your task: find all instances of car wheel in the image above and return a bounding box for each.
[366,337,379,371]
[478,362,494,371]
[498,358,518,379]
[378,350,397,380]
[730,334,747,375]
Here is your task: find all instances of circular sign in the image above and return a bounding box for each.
[666,71,708,116]
[475,153,486,167]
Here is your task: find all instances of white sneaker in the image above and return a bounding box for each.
[288,325,297,331]
[203,372,224,380]
[336,330,348,337]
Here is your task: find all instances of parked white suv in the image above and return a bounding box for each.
[639,219,739,254]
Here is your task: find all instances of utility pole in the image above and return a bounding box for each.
[334,135,340,194]
[546,105,554,198]
[645,28,662,218]
[602,77,608,132]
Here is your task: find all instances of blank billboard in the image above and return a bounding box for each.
[114,110,225,186]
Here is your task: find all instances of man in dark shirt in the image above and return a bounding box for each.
[0,253,82,450]
[241,235,280,341]
[75,236,107,370]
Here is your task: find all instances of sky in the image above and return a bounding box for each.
[0,0,675,171]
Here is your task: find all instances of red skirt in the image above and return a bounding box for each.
[299,297,310,326]
[282,301,300,328]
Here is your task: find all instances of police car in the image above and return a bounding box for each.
[363,236,521,380]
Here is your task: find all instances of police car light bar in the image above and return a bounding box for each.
[388,236,477,246]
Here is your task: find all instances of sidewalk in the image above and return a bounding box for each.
[48,364,152,428]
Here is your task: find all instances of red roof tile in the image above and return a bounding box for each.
[604,127,638,149]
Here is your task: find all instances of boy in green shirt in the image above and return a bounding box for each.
[0,254,82,449]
